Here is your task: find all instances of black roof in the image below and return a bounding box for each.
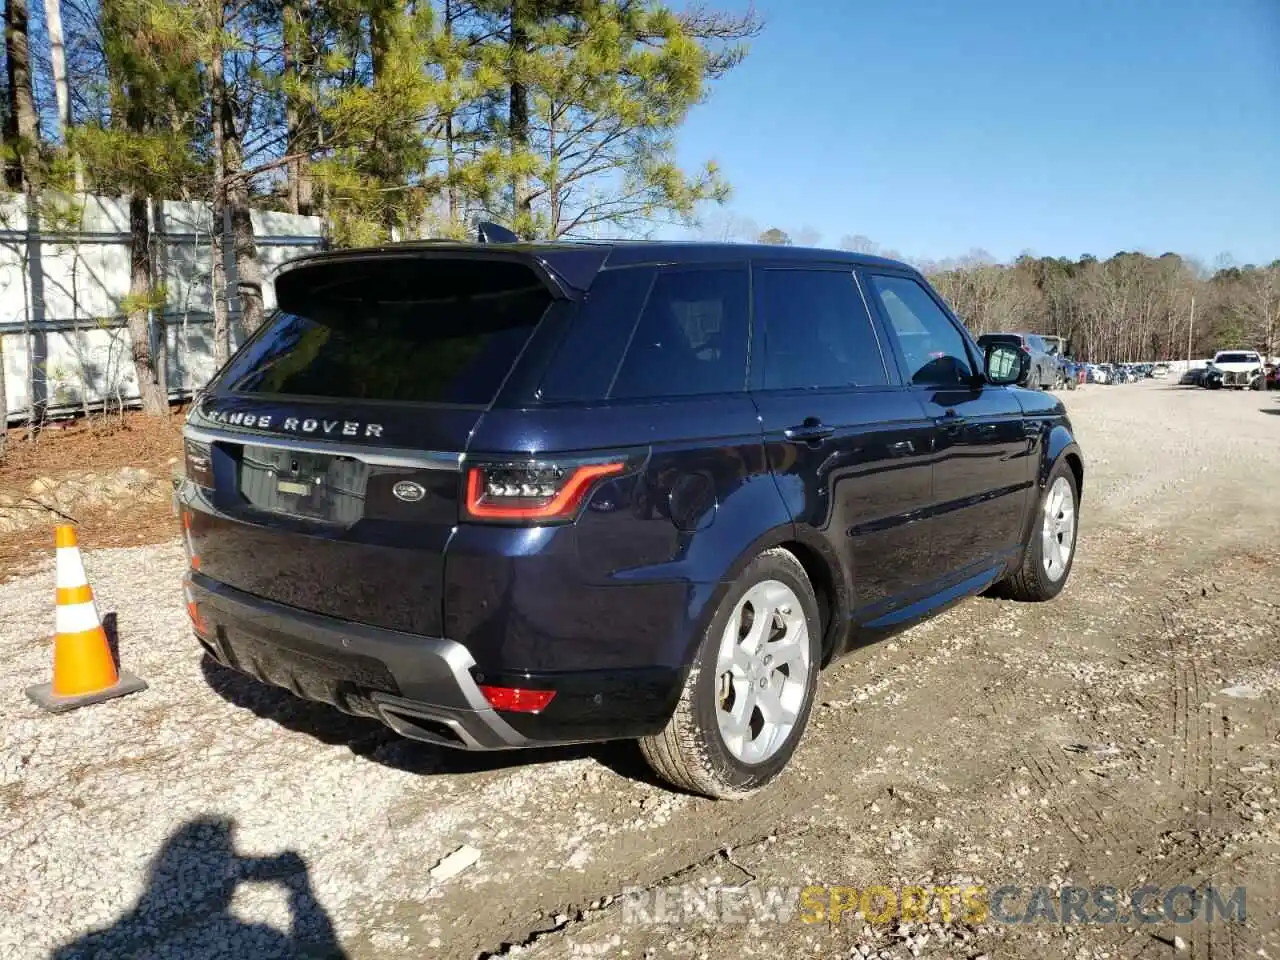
[280,238,918,284]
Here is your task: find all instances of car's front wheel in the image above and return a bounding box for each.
[1001,459,1079,602]
[639,548,822,799]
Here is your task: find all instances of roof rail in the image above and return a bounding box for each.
[477,221,519,244]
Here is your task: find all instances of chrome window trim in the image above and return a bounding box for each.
[183,425,464,471]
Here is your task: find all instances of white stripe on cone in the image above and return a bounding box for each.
[55,545,90,589]
[54,542,103,634]
[56,601,102,634]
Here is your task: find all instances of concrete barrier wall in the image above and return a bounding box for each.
[0,192,324,424]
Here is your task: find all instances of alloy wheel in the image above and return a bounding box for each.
[714,579,811,765]
[1041,476,1076,581]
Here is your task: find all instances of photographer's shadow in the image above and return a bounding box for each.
[52,816,348,959]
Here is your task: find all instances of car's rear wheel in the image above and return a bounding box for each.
[1000,460,1079,602]
[639,548,821,799]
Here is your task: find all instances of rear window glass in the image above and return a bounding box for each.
[609,267,749,400]
[219,258,551,405]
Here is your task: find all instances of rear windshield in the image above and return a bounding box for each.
[219,258,551,405]
[978,334,1022,345]
[1215,352,1258,364]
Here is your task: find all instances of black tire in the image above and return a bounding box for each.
[639,547,822,799]
[1001,459,1079,602]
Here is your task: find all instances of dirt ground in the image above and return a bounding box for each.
[1,382,1278,960]
[0,411,185,578]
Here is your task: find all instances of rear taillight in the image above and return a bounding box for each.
[463,461,623,522]
[184,438,213,488]
[478,684,556,713]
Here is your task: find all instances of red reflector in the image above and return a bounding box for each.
[181,511,201,569]
[183,578,208,633]
[186,601,209,634]
[478,684,556,713]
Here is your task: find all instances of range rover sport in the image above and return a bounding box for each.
[176,236,1084,799]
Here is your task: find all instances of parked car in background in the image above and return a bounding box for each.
[976,333,1060,390]
[1059,358,1081,389]
[1087,364,1110,384]
[1205,350,1265,390]
[1179,366,1209,386]
[1151,363,1170,378]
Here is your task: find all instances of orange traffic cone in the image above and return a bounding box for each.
[25,525,147,713]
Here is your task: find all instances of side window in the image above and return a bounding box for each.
[610,267,749,400]
[757,268,889,389]
[866,274,974,386]
[538,266,655,403]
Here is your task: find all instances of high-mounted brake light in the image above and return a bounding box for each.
[464,461,624,521]
[478,684,556,713]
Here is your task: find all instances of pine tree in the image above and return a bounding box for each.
[468,0,759,238]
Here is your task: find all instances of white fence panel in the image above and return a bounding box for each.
[0,192,324,424]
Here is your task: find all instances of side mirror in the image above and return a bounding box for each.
[984,343,1028,386]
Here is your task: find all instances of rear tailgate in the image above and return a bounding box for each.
[183,253,568,636]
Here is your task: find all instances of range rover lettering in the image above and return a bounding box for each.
[175,232,1085,799]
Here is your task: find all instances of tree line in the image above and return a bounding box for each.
[721,220,1279,364]
[0,0,760,457]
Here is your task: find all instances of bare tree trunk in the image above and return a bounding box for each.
[227,188,264,336]
[444,0,458,224]
[209,18,230,362]
[127,191,167,414]
[282,0,313,216]
[368,0,398,237]
[41,0,82,190]
[4,0,39,189]
[509,0,531,235]
[222,102,265,336]
[150,197,169,401]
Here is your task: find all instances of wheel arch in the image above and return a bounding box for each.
[682,521,850,672]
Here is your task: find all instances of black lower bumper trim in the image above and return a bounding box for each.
[189,572,528,750]
[187,573,684,749]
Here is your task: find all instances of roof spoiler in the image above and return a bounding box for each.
[477,221,519,244]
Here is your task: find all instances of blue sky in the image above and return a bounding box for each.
[672,0,1280,266]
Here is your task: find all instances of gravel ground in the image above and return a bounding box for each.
[2,382,1278,960]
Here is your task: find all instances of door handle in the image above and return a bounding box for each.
[888,440,914,455]
[935,411,968,433]
[784,418,835,444]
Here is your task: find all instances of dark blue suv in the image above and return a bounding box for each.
[176,238,1084,798]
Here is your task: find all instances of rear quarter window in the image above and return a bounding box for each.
[536,267,656,403]
[609,266,751,400]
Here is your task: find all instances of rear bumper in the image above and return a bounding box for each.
[187,572,680,749]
